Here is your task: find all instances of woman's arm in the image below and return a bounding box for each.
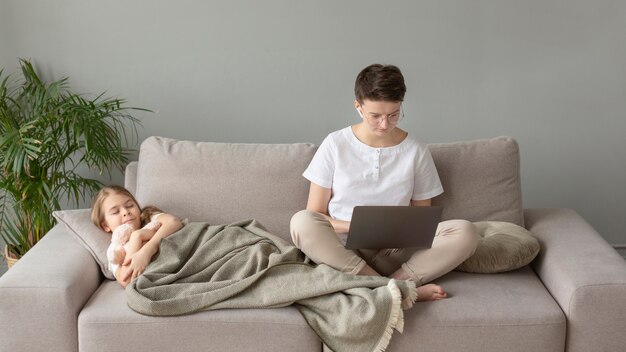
[411,199,432,207]
[121,213,183,282]
[306,182,350,234]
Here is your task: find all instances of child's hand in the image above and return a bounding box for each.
[121,247,153,282]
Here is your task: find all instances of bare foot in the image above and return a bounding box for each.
[388,268,448,301]
[416,283,448,301]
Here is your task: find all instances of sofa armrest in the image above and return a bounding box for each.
[525,208,626,352]
[125,161,138,195]
[0,224,102,352]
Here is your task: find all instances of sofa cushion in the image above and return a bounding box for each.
[79,281,322,352]
[376,268,565,352]
[53,209,115,280]
[456,221,540,273]
[135,136,316,243]
[125,161,138,196]
[429,136,524,226]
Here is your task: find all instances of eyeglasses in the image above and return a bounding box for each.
[361,107,404,126]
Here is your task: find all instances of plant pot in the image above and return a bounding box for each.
[3,245,18,269]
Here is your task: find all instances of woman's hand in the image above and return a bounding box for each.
[330,219,350,234]
[306,182,351,232]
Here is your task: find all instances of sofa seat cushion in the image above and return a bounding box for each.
[135,136,317,244]
[373,268,566,352]
[78,281,322,352]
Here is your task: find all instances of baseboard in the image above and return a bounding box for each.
[614,244,626,260]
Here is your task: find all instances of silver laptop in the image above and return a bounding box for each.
[345,206,443,249]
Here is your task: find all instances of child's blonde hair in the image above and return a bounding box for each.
[91,185,162,231]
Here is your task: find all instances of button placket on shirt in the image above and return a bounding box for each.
[373,149,381,180]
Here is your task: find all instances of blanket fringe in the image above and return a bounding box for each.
[374,280,405,352]
[401,280,418,310]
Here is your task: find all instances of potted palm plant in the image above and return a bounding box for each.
[0,59,146,267]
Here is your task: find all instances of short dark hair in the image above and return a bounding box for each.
[354,64,406,104]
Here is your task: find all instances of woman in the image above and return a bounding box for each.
[290,64,478,301]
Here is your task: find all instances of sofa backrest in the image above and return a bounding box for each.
[126,135,523,244]
[130,136,316,242]
[430,136,524,226]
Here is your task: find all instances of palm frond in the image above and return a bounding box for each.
[0,58,149,259]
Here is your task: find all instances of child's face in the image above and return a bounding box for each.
[100,192,142,233]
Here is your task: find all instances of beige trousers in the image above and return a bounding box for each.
[290,210,478,285]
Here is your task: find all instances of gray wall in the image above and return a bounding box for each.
[1,0,625,252]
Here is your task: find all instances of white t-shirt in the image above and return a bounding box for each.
[303,127,443,221]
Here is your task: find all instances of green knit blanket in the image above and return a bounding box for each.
[126,220,417,352]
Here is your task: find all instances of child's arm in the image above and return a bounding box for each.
[130,225,161,243]
[121,213,183,282]
[118,223,161,268]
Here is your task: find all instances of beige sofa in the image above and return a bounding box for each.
[1,135,625,352]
